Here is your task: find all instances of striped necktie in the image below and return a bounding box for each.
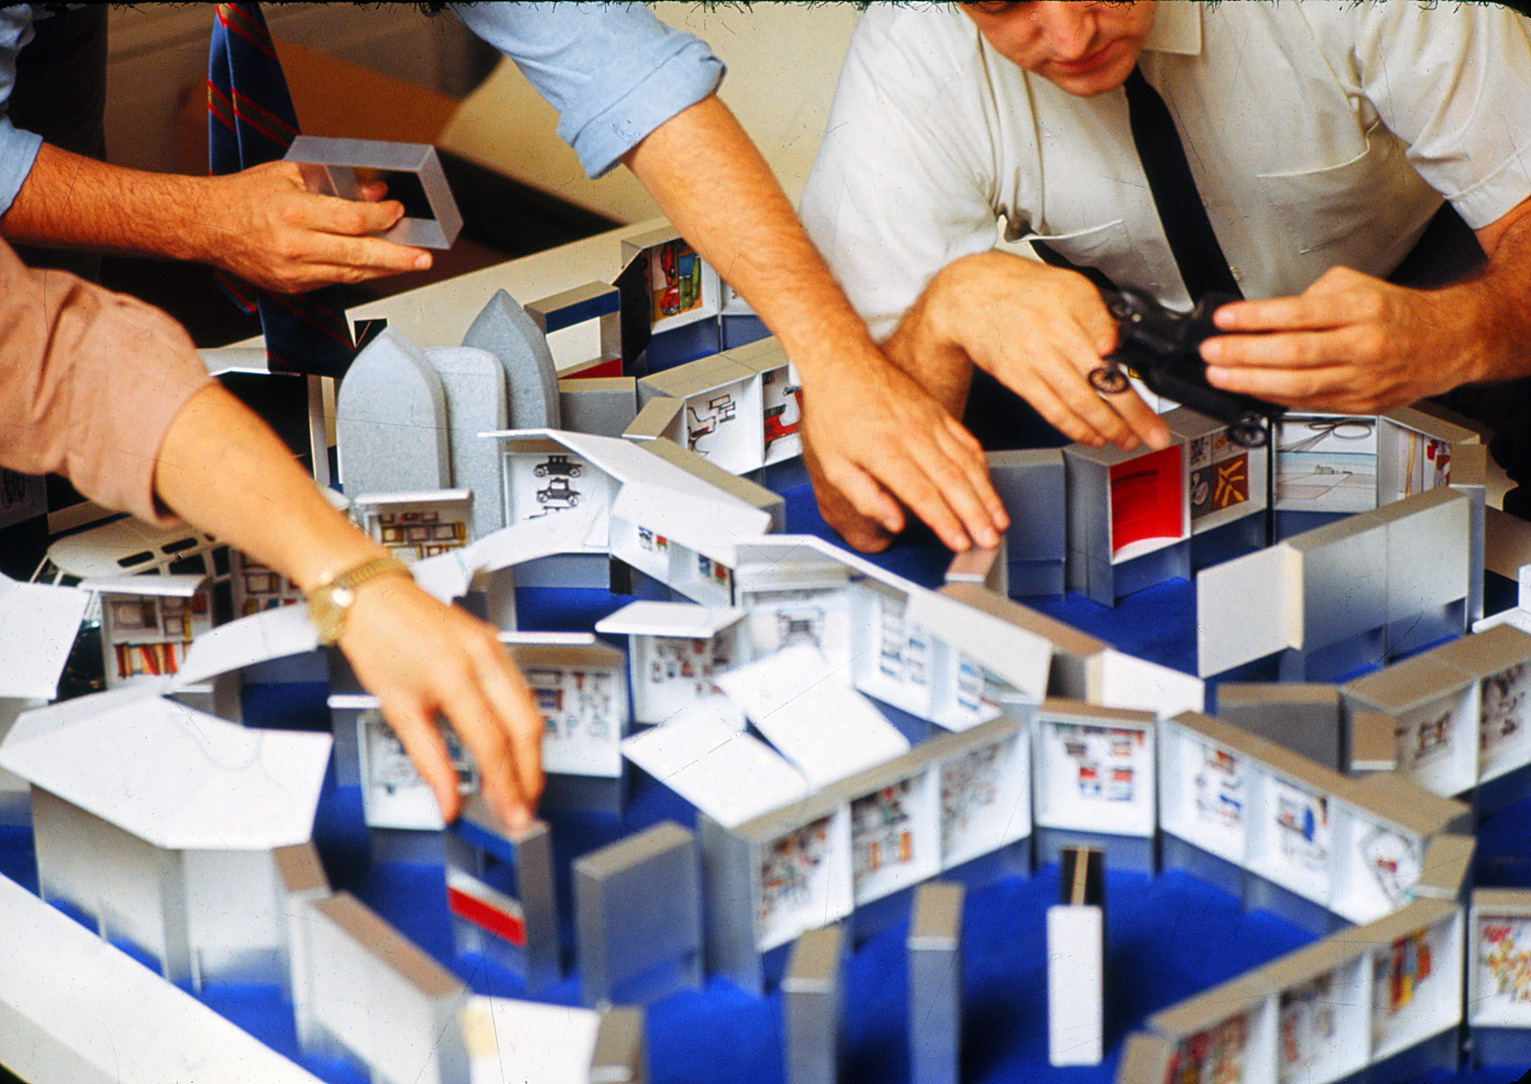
[208,2,357,378]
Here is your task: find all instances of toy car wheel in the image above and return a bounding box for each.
[534,465,547,476]
[537,492,549,503]
[1089,366,1131,394]
[568,465,582,477]
[568,494,580,506]
[1229,416,1269,449]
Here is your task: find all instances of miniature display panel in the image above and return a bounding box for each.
[633,631,741,728]
[853,585,939,719]
[1476,657,1531,784]
[1249,776,1335,905]
[501,447,615,548]
[103,589,212,682]
[759,364,804,465]
[1278,962,1370,1083]
[1167,1011,1256,1084]
[359,710,476,830]
[231,555,302,618]
[522,663,625,778]
[683,375,763,474]
[1108,445,1186,562]
[1186,426,1263,533]
[938,728,1032,871]
[739,586,853,669]
[755,809,853,953]
[357,501,471,564]
[1370,914,1463,1062]
[1275,414,1378,513]
[645,237,721,333]
[1332,819,1425,925]
[1159,727,1248,867]
[1391,684,1478,798]
[1033,714,1156,838]
[1472,910,1531,1027]
[850,770,940,905]
[1379,420,1453,504]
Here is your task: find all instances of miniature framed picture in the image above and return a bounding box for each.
[755,809,852,952]
[1168,1012,1254,1084]
[851,770,940,905]
[939,729,1031,869]
[1369,912,1462,1061]
[1274,413,1377,513]
[759,364,804,466]
[1033,715,1155,838]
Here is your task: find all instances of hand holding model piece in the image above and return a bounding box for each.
[0,243,542,829]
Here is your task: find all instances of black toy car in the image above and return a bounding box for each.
[1089,288,1285,448]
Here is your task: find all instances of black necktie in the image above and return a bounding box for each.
[1123,66,1242,301]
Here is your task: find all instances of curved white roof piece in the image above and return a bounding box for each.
[0,694,330,851]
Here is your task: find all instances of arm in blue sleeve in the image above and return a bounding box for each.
[449,1,723,178]
[0,4,42,217]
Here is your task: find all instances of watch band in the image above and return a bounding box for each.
[305,555,409,646]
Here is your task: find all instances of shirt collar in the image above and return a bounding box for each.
[1142,2,1202,57]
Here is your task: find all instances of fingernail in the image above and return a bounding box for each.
[1149,429,1171,450]
[413,253,431,271]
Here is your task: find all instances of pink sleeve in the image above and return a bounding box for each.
[0,240,212,525]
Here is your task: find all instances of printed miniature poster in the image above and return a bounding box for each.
[1037,719,1154,836]
[1108,445,1185,559]
[1390,427,1452,499]
[1475,914,1531,1025]
[684,377,754,468]
[1392,688,1475,797]
[504,451,614,548]
[638,633,739,726]
[527,665,623,777]
[1337,825,1424,923]
[868,591,935,716]
[1188,431,1251,525]
[361,710,477,829]
[1265,778,1333,898]
[852,776,932,902]
[757,815,840,950]
[1169,1013,1248,1084]
[1372,924,1449,1054]
[1275,414,1377,512]
[646,238,713,331]
[760,365,804,465]
[1279,973,1341,1082]
[1479,661,1531,783]
[940,736,1029,867]
[1179,738,1246,863]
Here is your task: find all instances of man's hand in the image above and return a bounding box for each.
[887,250,1171,453]
[337,573,544,829]
[197,161,433,293]
[802,358,1007,554]
[1202,267,1484,413]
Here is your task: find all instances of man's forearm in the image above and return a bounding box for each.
[0,144,213,263]
[1458,200,1531,385]
[621,94,889,385]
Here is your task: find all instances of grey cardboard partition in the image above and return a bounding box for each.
[908,883,964,1084]
[987,449,1066,596]
[1214,682,1343,770]
[560,377,639,439]
[574,822,703,1008]
[783,923,846,1084]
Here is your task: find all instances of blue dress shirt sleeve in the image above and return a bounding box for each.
[449,2,724,178]
[0,5,44,218]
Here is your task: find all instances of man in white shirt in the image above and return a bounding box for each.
[800,1,1531,544]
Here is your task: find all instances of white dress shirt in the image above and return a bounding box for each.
[800,1,1531,339]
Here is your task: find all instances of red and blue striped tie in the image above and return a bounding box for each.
[208,2,357,378]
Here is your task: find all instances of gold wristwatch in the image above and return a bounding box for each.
[305,556,409,645]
